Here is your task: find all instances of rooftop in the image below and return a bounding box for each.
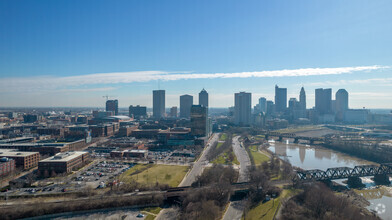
[0,149,39,157]
[104,115,131,120]
[40,151,88,162]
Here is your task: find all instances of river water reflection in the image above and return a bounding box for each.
[268,140,392,220]
[267,140,373,170]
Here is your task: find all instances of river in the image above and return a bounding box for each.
[268,140,392,220]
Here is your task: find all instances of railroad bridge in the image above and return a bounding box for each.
[294,164,392,186]
[259,131,324,144]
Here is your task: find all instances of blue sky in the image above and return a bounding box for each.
[0,0,391,108]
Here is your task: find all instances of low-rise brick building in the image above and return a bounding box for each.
[0,149,40,170]
[0,157,16,177]
[38,151,89,176]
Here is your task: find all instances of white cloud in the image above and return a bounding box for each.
[0,65,387,93]
[303,77,392,87]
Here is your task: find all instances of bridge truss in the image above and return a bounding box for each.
[294,164,392,182]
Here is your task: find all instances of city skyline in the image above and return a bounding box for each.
[1,1,392,108]
[0,85,390,110]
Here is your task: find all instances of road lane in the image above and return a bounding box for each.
[222,135,251,220]
[157,133,219,220]
[179,133,219,187]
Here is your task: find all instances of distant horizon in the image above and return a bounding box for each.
[1,106,391,112]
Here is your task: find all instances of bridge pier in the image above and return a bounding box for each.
[264,135,269,140]
[347,177,365,188]
[278,136,283,142]
[373,174,391,185]
[309,139,314,145]
[293,138,299,143]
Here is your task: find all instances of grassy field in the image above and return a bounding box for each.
[141,207,162,220]
[244,197,281,220]
[249,145,270,166]
[212,151,240,165]
[219,133,228,141]
[243,188,300,220]
[120,164,189,187]
[144,214,155,220]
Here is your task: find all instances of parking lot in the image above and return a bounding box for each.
[74,161,133,189]
[145,150,196,165]
[0,160,135,196]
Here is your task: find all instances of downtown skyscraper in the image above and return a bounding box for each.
[199,89,208,108]
[299,87,306,110]
[335,89,349,121]
[190,105,209,137]
[234,92,251,125]
[106,99,118,115]
[315,88,332,114]
[275,85,287,113]
[299,87,306,118]
[180,94,193,118]
[153,90,165,118]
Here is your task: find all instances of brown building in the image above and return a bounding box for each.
[110,150,124,158]
[37,127,64,137]
[0,157,16,177]
[38,151,89,176]
[90,125,105,137]
[0,149,40,170]
[131,129,160,139]
[105,125,114,136]
[90,123,118,137]
[118,126,138,137]
[123,150,148,158]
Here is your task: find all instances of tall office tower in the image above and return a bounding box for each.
[190,105,208,137]
[106,100,118,115]
[315,88,332,114]
[275,85,287,112]
[266,101,275,116]
[299,87,306,110]
[199,89,208,108]
[258,97,267,113]
[170,106,178,118]
[153,90,165,118]
[180,95,193,118]
[234,92,252,125]
[129,105,147,119]
[335,89,349,121]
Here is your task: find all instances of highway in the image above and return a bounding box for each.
[157,133,219,220]
[178,133,219,187]
[222,136,251,220]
